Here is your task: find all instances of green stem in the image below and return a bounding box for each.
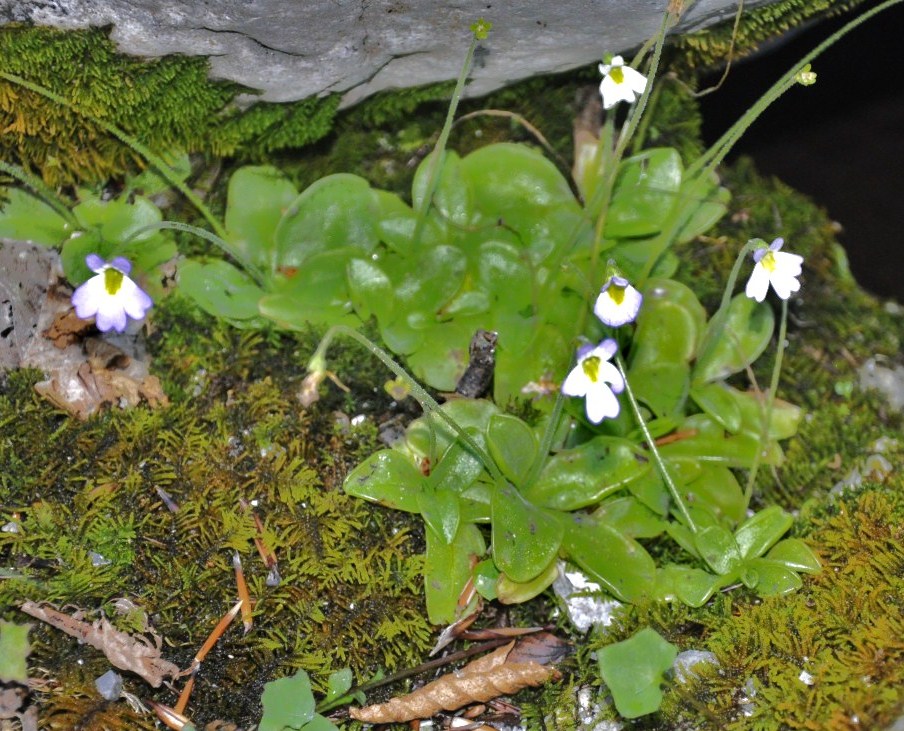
[308,325,505,486]
[687,0,903,180]
[743,297,788,508]
[411,30,481,246]
[522,389,567,492]
[616,354,697,533]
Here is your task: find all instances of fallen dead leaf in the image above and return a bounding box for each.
[349,635,567,724]
[19,601,180,688]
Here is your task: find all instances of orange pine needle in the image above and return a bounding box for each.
[173,672,196,716]
[233,551,254,634]
[191,599,243,670]
[149,700,191,730]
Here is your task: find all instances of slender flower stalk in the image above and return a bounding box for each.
[615,354,697,534]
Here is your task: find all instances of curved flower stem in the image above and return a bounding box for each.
[412,28,483,247]
[615,354,697,533]
[307,325,506,486]
[743,297,788,509]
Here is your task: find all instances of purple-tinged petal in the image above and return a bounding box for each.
[85,253,106,272]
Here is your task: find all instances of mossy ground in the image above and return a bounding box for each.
[2,2,903,728]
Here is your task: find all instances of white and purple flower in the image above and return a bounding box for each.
[599,55,648,110]
[744,238,804,302]
[562,339,625,424]
[71,254,153,333]
[594,273,643,327]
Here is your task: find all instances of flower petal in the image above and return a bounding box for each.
[745,265,770,302]
[562,365,589,397]
[586,383,620,424]
[85,254,106,273]
[71,275,105,318]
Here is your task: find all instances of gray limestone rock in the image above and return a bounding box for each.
[1,0,776,107]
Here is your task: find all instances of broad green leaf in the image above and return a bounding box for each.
[475,240,533,311]
[73,195,162,243]
[764,538,821,573]
[412,150,474,227]
[406,319,476,391]
[525,438,647,511]
[383,244,467,314]
[606,148,683,239]
[473,559,500,600]
[259,669,316,731]
[684,466,746,524]
[258,249,359,328]
[275,174,379,268]
[418,488,461,544]
[655,565,728,607]
[730,387,802,440]
[404,399,500,458]
[425,522,485,624]
[324,668,354,704]
[561,514,656,602]
[178,259,267,325]
[658,430,776,469]
[343,450,425,513]
[497,557,559,604]
[630,278,706,369]
[597,628,678,718]
[0,188,70,245]
[0,621,29,683]
[592,496,667,538]
[626,458,700,516]
[694,294,773,384]
[742,559,803,596]
[491,483,563,583]
[691,382,742,433]
[486,413,538,485]
[674,172,730,244]
[224,166,298,273]
[427,441,486,494]
[694,524,742,575]
[347,257,394,322]
[734,506,793,560]
[628,362,689,418]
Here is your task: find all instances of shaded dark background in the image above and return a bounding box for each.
[699,0,904,301]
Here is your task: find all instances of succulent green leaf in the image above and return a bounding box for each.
[628,362,690,418]
[425,522,485,624]
[626,458,700,516]
[473,559,500,600]
[606,148,683,239]
[179,259,267,326]
[630,278,706,369]
[674,172,730,244]
[0,188,70,246]
[224,165,298,274]
[346,257,394,322]
[734,505,794,560]
[412,150,474,227]
[486,413,539,485]
[491,483,563,583]
[694,294,774,384]
[496,557,559,604]
[694,524,742,575]
[597,628,678,718]
[730,387,803,440]
[524,438,647,511]
[690,382,743,433]
[591,496,667,538]
[684,466,746,524]
[561,514,656,601]
[0,621,30,683]
[655,565,728,607]
[406,319,476,391]
[764,538,821,573]
[404,399,500,459]
[742,559,804,596]
[275,174,379,269]
[259,669,316,731]
[343,450,425,513]
[428,441,486,494]
[418,488,461,544]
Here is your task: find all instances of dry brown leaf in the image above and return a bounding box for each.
[18,601,180,687]
[349,640,562,724]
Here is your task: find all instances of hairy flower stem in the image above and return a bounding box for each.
[615,354,697,533]
[308,325,506,486]
[412,27,484,247]
[744,297,788,508]
[0,160,77,226]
